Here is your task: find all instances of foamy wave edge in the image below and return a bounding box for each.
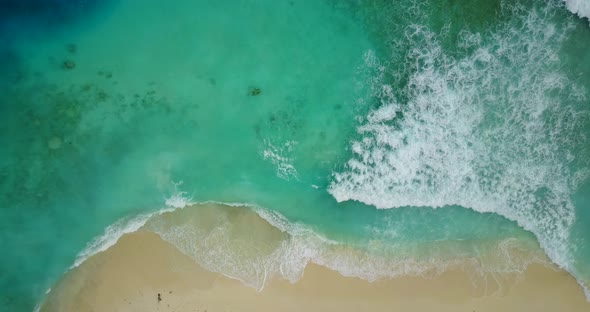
[69,192,193,269]
[34,193,194,312]
[67,200,551,290]
[328,0,590,301]
[563,0,590,22]
[41,194,586,308]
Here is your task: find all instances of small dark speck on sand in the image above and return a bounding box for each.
[157,293,162,302]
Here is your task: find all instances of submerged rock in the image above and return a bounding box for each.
[63,60,76,70]
[248,87,261,96]
[66,43,77,54]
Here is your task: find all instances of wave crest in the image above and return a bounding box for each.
[329,0,589,281]
[563,0,590,22]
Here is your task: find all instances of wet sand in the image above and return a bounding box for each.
[38,230,590,312]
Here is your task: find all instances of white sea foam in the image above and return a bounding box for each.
[37,199,549,311]
[563,0,590,21]
[143,203,318,290]
[59,193,551,303]
[56,0,590,303]
[143,203,547,293]
[330,0,588,285]
[261,139,299,181]
[70,213,154,268]
[70,189,194,269]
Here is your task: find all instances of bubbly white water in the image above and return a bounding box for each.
[32,198,556,310]
[330,1,588,282]
[70,190,193,268]
[43,0,590,305]
[564,0,590,21]
[261,140,299,181]
[143,203,547,292]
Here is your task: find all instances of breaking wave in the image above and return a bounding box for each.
[563,0,590,21]
[330,0,589,296]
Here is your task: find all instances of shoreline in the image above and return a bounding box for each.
[39,230,590,312]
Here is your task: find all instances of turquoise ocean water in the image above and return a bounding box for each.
[0,0,589,310]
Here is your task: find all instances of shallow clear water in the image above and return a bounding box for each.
[0,0,589,310]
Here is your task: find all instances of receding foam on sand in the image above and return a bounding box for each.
[38,204,590,312]
[39,231,590,312]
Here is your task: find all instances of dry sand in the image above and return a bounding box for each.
[39,231,590,312]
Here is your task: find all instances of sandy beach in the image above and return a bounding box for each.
[38,230,590,312]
